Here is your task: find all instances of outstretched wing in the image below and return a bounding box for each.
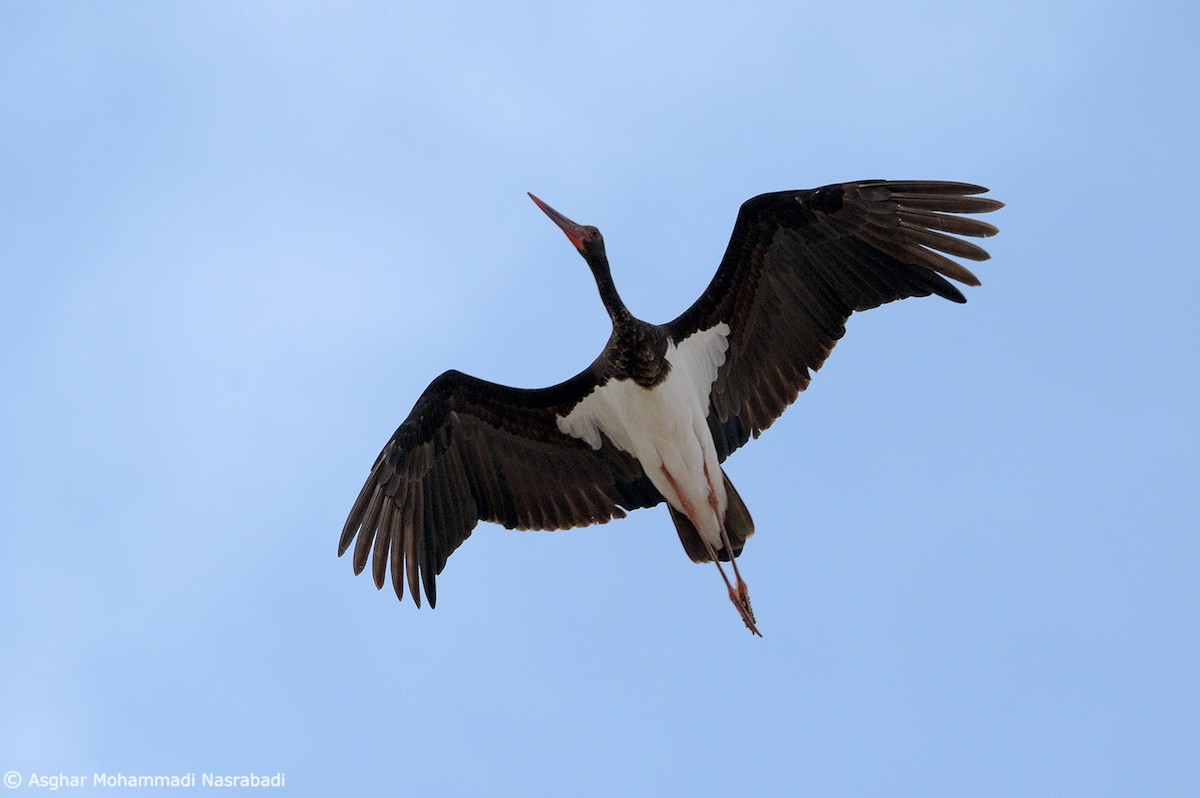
[339,368,663,608]
[666,180,1002,460]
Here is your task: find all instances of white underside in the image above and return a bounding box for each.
[557,323,731,547]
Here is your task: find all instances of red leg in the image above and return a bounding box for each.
[702,460,759,635]
[660,465,761,636]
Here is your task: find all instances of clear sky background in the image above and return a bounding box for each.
[2,2,1198,796]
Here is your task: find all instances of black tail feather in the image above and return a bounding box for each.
[669,469,755,562]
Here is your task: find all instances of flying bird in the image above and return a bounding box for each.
[340,180,1002,635]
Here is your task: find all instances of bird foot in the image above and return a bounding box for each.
[729,580,761,637]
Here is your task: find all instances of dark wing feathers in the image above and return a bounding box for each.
[340,368,663,607]
[343,178,1001,608]
[667,180,1002,460]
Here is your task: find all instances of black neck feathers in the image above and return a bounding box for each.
[583,241,671,388]
[582,239,630,324]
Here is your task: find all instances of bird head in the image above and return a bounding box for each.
[528,193,605,258]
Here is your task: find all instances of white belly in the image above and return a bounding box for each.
[556,324,731,546]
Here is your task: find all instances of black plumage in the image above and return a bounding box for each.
[340,179,1002,612]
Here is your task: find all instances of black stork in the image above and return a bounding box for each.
[340,180,1002,635]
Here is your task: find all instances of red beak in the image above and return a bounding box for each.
[528,193,586,250]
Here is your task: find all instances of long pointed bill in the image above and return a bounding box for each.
[528,193,586,250]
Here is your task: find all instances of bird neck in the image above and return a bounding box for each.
[588,252,632,324]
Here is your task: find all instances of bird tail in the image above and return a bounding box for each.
[669,469,755,563]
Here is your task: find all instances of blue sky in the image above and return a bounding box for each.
[2,2,1198,795]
